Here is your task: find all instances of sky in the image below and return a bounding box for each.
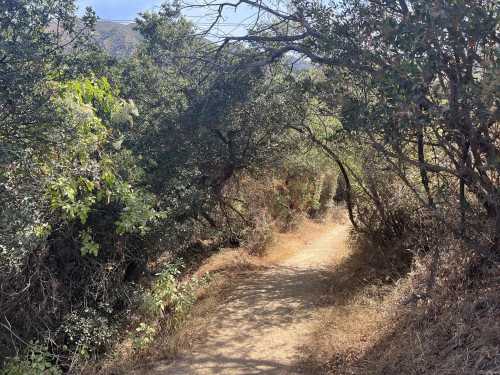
[77,0,165,20]
[76,0,258,36]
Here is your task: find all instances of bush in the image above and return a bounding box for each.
[0,77,161,368]
[139,259,211,330]
[58,307,117,360]
[1,344,61,375]
[242,210,274,255]
[132,323,157,351]
[122,259,213,354]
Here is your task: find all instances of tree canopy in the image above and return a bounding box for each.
[0,0,498,372]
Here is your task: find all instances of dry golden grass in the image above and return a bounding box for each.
[297,276,411,374]
[296,228,400,374]
[92,276,235,375]
[194,248,267,276]
[298,230,500,375]
[263,218,337,264]
[193,216,341,274]
[95,210,500,375]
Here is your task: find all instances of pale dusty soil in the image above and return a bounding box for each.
[135,223,350,375]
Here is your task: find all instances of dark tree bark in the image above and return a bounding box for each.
[417,127,434,209]
[335,158,359,232]
[459,141,470,236]
[494,208,500,252]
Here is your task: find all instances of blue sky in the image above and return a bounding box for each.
[77,0,164,20]
[77,0,257,36]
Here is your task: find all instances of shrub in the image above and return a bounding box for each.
[1,344,61,375]
[132,323,157,350]
[140,259,211,325]
[58,307,118,360]
[0,76,166,367]
[242,211,274,255]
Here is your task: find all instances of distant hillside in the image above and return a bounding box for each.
[92,21,141,58]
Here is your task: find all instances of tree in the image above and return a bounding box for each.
[202,0,499,248]
[120,5,304,232]
[0,0,96,155]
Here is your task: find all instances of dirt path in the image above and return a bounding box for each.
[142,223,350,374]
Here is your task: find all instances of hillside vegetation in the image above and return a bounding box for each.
[93,21,141,58]
[0,1,498,374]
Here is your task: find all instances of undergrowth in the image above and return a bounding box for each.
[87,259,213,374]
[1,344,61,375]
[299,211,500,375]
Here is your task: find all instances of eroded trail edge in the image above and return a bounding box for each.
[142,223,350,375]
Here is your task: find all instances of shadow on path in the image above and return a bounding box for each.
[134,224,350,375]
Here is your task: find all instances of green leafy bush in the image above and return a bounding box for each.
[133,259,212,350]
[58,307,117,360]
[1,344,61,375]
[45,77,163,256]
[142,260,211,323]
[132,322,157,350]
[0,75,163,366]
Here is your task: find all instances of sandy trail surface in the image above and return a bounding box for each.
[140,223,349,374]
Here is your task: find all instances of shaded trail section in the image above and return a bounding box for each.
[140,224,350,374]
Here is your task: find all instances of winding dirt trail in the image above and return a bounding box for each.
[143,223,350,374]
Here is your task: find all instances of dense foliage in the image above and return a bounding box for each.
[214,0,499,247]
[0,1,330,371]
[0,0,498,373]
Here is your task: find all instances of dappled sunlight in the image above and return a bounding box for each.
[130,223,350,374]
[2,1,497,373]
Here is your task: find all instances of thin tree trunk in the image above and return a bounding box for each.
[417,128,434,208]
[344,161,387,224]
[459,179,466,236]
[459,141,470,237]
[288,124,360,231]
[335,158,359,231]
[494,198,500,252]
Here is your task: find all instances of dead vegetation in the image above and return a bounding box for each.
[92,199,499,375]
[298,221,500,375]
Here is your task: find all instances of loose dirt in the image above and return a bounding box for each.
[137,223,350,374]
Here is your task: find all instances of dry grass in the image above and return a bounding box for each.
[194,216,341,273]
[94,209,499,375]
[296,228,401,374]
[264,213,347,264]
[194,248,267,276]
[298,229,500,375]
[92,275,235,375]
[353,257,500,375]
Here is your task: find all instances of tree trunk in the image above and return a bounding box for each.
[335,159,359,231]
[459,141,470,237]
[288,124,359,231]
[494,199,500,253]
[417,128,434,208]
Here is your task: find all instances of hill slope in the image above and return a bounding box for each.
[93,21,141,58]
